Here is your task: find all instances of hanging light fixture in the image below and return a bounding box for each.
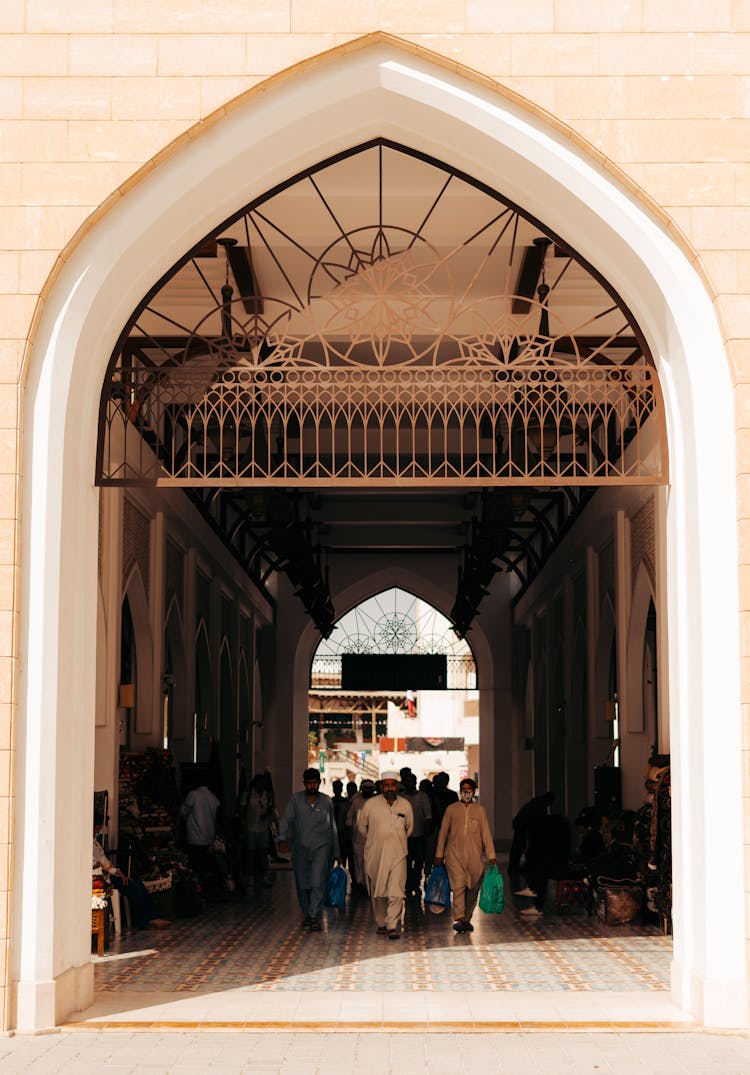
[217,237,237,341]
[533,238,553,359]
[505,236,552,363]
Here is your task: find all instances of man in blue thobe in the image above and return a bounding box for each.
[278,768,339,931]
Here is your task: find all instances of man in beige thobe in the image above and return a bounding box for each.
[358,772,413,939]
[435,777,497,933]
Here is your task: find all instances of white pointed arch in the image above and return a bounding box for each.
[14,36,744,1029]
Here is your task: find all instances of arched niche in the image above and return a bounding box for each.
[549,636,566,808]
[253,656,264,772]
[218,639,236,811]
[14,36,745,1029]
[95,583,107,730]
[626,564,658,739]
[594,594,617,745]
[194,620,212,762]
[533,651,548,794]
[164,595,187,753]
[122,566,154,742]
[237,649,252,780]
[622,564,659,809]
[568,619,589,811]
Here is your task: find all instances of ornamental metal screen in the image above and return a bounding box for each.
[98,141,666,488]
[310,588,476,690]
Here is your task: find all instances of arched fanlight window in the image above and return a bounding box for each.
[311,587,476,690]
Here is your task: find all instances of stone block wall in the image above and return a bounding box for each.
[2,1,750,1022]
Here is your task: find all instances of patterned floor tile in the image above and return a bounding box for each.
[93,869,671,993]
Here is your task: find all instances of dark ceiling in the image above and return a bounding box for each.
[188,484,594,638]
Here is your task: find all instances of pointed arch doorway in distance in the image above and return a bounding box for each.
[307,585,480,797]
[292,565,499,834]
[16,35,744,1029]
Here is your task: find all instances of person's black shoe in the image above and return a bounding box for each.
[463,921,474,932]
[452,920,465,933]
[388,929,401,940]
[376,925,388,934]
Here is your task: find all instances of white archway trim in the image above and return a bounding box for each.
[15,38,744,1028]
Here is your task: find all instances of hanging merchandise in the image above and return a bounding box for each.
[117,748,197,917]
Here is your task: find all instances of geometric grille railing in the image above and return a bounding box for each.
[102,362,662,485]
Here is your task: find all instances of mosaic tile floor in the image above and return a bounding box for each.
[94,868,671,994]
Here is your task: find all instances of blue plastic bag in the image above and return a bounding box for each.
[424,865,451,912]
[324,865,348,910]
[478,864,505,914]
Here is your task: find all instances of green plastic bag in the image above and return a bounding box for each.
[479,864,505,914]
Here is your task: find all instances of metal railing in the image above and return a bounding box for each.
[100,363,663,486]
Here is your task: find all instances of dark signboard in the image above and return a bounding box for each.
[341,653,447,690]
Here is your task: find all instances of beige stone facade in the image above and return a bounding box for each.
[2,2,750,1030]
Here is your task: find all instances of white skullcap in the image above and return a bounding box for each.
[380,771,399,781]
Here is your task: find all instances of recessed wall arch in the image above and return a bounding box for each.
[194,619,213,756]
[122,565,153,739]
[626,563,657,739]
[568,619,589,809]
[621,563,660,810]
[533,650,548,793]
[164,595,187,747]
[218,637,236,809]
[594,593,617,743]
[15,36,744,1030]
[549,636,566,807]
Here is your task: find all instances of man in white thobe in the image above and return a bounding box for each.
[358,772,413,939]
